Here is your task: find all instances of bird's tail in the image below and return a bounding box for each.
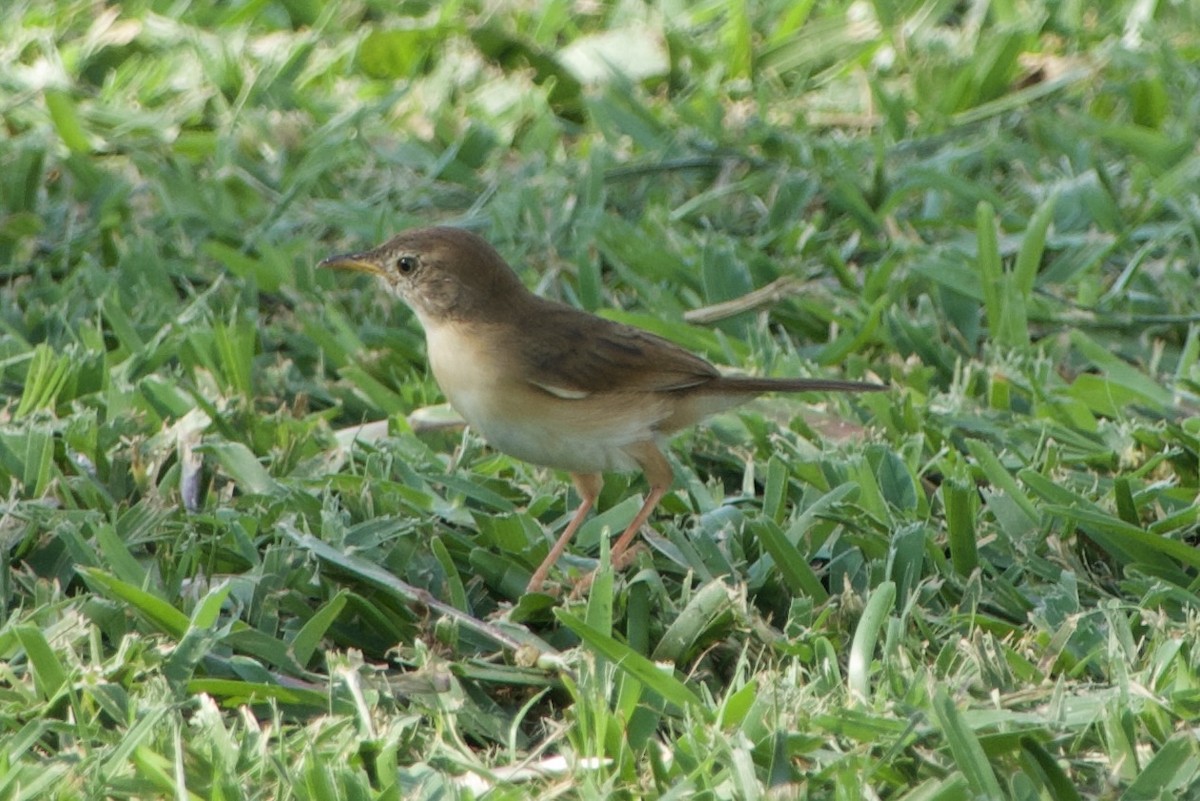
[713,376,887,394]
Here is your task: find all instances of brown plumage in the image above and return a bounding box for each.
[321,226,885,592]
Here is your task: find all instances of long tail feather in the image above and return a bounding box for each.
[712,376,887,394]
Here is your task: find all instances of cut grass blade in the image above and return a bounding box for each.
[942,479,979,577]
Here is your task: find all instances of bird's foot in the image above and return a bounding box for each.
[567,543,649,599]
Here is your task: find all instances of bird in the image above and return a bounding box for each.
[320,226,884,593]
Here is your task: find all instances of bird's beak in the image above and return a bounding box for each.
[319,252,386,277]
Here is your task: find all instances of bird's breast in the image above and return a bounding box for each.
[422,321,670,474]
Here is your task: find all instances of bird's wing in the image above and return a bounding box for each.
[518,300,719,397]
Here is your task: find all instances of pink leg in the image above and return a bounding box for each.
[608,485,667,566]
[526,473,602,593]
[578,442,674,593]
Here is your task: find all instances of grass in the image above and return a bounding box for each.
[2,0,1200,798]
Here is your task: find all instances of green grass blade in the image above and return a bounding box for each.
[200,441,281,496]
[78,568,190,639]
[556,610,707,716]
[43,89,92,153]
[650,580,734,664]
[975,201,1004,342]
[186,678,330,708]
[848,581,895,702]
[1118,733,1198,801]
[942,479,979,577]
[931,687,1004,798]
[14,626,68,701]
[963,439,1038,523]
[753,519,829,601]
[1019,736,1082,801]
[1014,191,1057,297]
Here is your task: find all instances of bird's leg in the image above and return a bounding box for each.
[569,443,673,598]
[526,472,602,593]
[608,441,673,567]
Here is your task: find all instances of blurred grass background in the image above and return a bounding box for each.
[2,0,1199,797]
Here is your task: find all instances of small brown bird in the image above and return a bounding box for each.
[321,227,884,592]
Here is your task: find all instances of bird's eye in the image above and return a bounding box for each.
[397,255,417,274]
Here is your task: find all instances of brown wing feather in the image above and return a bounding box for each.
[518,299,719,396]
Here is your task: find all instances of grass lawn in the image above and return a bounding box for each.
[2,0,1199,798]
